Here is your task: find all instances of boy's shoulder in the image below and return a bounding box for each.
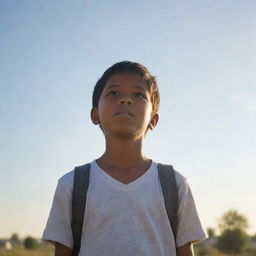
[171,166,188,188]
[58,162,91,186]
[57,162,91,191]
[157,162,188,189]
[57,169,75,192]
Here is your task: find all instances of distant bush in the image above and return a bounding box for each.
[217,228,249,254]
[206,227,215,238]
[195,246,226,256]
[23,236,40,250]
[218,209,248,233]
[10,233,20,243]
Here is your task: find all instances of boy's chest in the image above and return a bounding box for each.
[84,162,169,225]
[85,170,168,226]
[81,169,175,255]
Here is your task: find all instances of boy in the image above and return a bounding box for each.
[42,61,207,256]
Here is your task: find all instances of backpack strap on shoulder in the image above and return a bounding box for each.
[71,163,90,256]
[157,163,178,243]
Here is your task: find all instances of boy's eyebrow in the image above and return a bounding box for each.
[134,85,147,91]
[105,84,147,91]
[105,84,119,89]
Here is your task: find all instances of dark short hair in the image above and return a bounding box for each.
[92,61,160,113]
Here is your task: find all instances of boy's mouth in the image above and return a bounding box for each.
[115,112,134,117]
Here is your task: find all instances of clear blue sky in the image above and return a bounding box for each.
[0,0,255,238]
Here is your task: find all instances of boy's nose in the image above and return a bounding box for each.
[120,96,133,105]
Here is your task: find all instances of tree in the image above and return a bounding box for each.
[217,228,248,254]
[23,236,40,250]
[206,227,215,237]
[10,233,20,243]
[218,209,248,233]
[217,209,249,254]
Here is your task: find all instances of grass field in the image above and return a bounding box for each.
[194,245,256,256]
[0,245,54,256]
[1,245,256,256]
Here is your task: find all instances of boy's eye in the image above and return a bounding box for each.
[134,92,146,99]
[107,90,119,96]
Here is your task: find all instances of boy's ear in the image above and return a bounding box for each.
[148,113,159,130]
[90,108,100,125]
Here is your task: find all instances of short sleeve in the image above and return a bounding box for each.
[42,179,73,249]
[175,175,208,247]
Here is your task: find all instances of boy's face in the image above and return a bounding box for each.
[91,72,158,139]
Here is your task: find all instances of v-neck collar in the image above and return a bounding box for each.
[91,160,155,190]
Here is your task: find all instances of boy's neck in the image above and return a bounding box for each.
[97,137,149,168]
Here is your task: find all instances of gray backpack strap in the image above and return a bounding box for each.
[71,163,90,256]
[157,163,178,243]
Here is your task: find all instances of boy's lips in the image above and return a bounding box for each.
[114,112,134,117]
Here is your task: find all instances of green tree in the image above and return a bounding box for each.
[23,236,40,250]
[10,233,20,243]
[217,209,249,254]
[218,209,248,232]
[217,228,248,254]
[207,227,215,237]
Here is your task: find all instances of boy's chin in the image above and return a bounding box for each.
[108,128,144,140]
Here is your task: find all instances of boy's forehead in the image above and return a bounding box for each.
[104,72,149,91]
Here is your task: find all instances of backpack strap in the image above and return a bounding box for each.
[71,163,90,256]
[157,163,178,242]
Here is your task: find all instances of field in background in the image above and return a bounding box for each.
[1,246,256,256]
[0,245,54,256]
[194,245,256,256]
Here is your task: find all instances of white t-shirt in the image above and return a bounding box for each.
[42,161,207,256]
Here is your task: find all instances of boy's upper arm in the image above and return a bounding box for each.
[55,242,72,256]
[42,175,74,250]
[177,242,194,256]
[175,173,208,247]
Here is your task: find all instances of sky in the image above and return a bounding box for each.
[0,0,255,238]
